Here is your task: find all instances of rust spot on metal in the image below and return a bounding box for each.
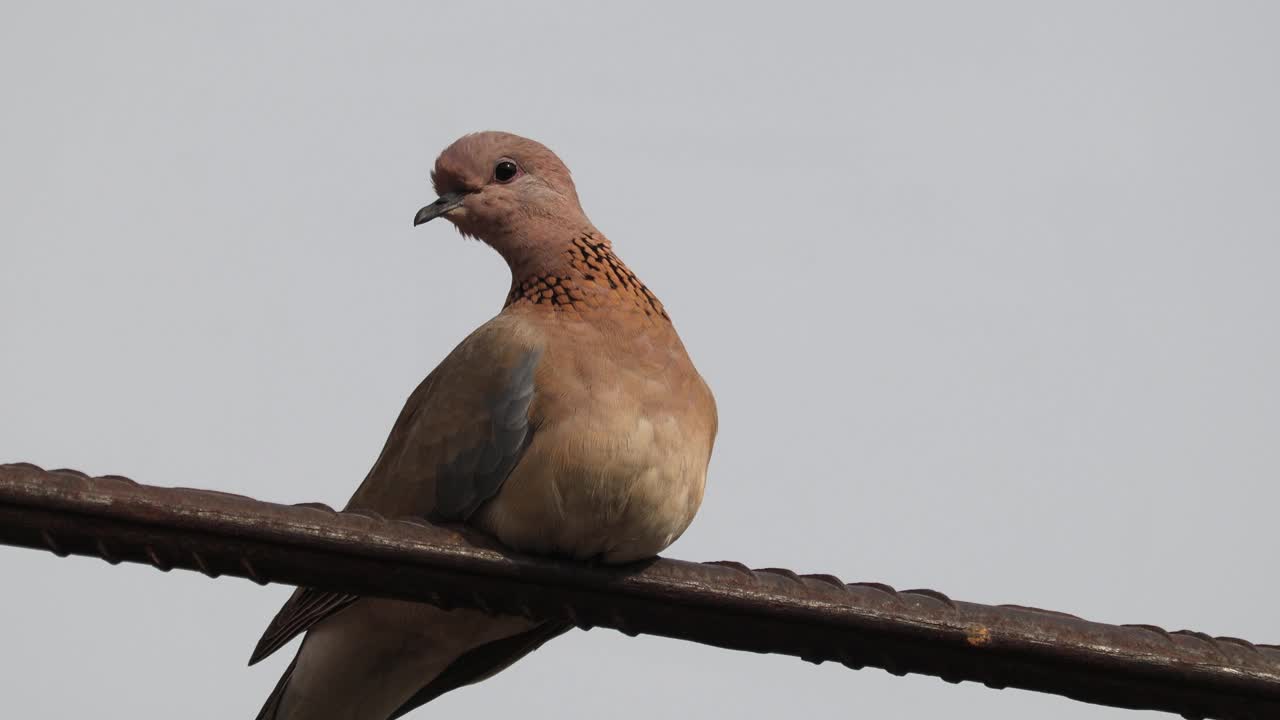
[966,625,992,647]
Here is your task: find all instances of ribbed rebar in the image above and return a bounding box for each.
[0,462,1276,719]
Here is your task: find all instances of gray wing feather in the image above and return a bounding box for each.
[432,348,541,521]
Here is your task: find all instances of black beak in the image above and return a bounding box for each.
[413,192,466,226]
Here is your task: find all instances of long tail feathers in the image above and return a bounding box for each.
[254,651,300,720]
[389,621,571,719]
[253,621,571,720]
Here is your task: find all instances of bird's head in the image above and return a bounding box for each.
[415,132,591,268]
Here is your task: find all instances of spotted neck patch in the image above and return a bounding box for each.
[505,232,670,321]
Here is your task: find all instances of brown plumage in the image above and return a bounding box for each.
[252,131,717,719]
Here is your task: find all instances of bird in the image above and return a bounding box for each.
[250,131,718,719]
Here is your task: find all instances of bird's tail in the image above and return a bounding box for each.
[387,620,571,719]
[254,652,299,720]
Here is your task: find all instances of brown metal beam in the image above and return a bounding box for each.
[0,462,1276,718]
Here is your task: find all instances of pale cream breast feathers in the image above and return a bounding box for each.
[475,307,716,563]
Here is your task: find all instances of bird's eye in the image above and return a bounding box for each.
[494,159,520,183]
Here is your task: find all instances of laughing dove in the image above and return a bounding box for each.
[251,131,718,719]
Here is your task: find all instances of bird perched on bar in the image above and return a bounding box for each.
[250,131,717,719]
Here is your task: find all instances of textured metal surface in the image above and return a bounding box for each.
[1,463,1277,718]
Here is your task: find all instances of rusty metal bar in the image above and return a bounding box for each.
[0,463,1276,718]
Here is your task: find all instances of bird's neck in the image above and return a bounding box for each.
[503,230,670,322]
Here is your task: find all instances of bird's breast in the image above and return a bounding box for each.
[475,343,714,564]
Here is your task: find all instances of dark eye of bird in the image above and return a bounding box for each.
[494,160,519,183]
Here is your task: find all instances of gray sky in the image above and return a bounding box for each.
[2,2,1278,718]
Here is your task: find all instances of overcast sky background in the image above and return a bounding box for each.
[2,2,1278,718]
